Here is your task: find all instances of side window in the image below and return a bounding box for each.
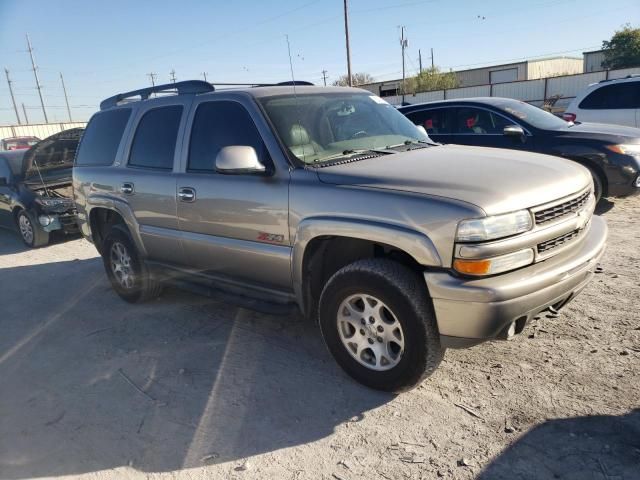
[0,157,11,180]
[75,109,131,166]
[455,107,511,134]
[128,105,183,170]
[580,83,640,110]
[405,109,452,134]
[188,101,267,172]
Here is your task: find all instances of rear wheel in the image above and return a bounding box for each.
[318,258,443,392]
[101,226,162,303]
[17,210,49,248]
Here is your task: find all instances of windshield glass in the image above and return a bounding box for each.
[494,99,569,130]
[259,92,430,164]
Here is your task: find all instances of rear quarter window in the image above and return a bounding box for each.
[579,82,640,110]
[75,109,131,166]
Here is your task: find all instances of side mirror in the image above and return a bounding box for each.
[215,146,266,174]
[503,125,525,137]
[0,177,7,186]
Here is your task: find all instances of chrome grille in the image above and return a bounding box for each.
[534,191,591,225]
[537,229,581,254]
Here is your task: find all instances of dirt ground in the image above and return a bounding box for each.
[0,197,638,480]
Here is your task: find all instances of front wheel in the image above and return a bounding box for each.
[318,259,443,392]
[17,210,49,248]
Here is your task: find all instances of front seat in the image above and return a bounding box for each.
[288,124,317,161]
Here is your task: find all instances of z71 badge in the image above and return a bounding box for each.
[257,232,284,243]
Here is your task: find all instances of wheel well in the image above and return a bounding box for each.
[301,236,423,320]
[567,156,608,197]
[89,208,126,254]
[11,206,23,224]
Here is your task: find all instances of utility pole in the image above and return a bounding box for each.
[22,103,29,124]
[202,72,208,82]
[147,72,157,87]
[321,69,328,86]
[418,49,423,73]
[431,47,434,69]
[26,34,48,123]
[4,68,21,124]
[343,0,353,86]
[400,26,407,103]
[59,72,72,122]
[169,69,177,83]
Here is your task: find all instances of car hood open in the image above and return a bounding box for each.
[316,144,592,216]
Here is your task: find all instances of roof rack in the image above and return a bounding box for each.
[100,80,214,110]
[598,73,640,84]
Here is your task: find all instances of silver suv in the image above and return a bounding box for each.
[73,81,607,392]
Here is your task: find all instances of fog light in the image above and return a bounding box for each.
[38,215,52,226]
[453,248,535,276]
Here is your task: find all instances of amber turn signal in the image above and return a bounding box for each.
[453,259,492,275]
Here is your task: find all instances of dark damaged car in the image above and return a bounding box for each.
[0,128,83,247]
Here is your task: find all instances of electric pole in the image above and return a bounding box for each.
[169,69,177,83]
[418,49,423,73]
[22,103,29,124]
[4,68,21,124]
[26,34,48,123]
[147,72,157,87]
[59,72,72,122]
[400,26,407,103]
[431,47,434,69]
[321,69,328,86]
[343,0,353,86]
[202,72,208,82]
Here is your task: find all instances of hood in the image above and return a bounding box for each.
[316,145,591,216]
[548,122,640,142]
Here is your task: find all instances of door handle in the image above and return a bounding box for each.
[178,187,196,202]
[120,182,134,195]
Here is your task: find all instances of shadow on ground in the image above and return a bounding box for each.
[478,410,640,480]
[0,257,391,478]
[0,227,81,255]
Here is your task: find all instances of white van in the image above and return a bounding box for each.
[564,76,640,128]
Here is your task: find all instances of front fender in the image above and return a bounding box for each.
[291,216,442,310]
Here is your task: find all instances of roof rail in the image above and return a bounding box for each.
[100,80,214,110]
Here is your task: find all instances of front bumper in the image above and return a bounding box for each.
[425,216,607,348]
[39,211,79,234]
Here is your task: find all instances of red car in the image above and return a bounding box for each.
[1,136,40,151]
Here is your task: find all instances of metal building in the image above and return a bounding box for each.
[583,50,606,73]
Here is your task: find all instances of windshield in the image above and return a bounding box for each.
[259,93,430,164]
[494,99,569,130]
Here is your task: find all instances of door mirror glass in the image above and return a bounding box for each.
[215,146,266,174]
[503,125,525,137]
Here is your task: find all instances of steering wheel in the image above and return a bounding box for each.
[350,130,368,139]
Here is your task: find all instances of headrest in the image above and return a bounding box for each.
[289,124,310,146]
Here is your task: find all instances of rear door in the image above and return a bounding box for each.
[175,97,291,291]
[577,81,639,127]
[120,101,186,263]
[403,107,454,144]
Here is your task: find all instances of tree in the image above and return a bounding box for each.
[404,67,459,94]
[602,25,640,70]
[332,72,374,87]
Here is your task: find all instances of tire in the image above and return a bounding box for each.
[17,210,49,248]
[586,166,604,203]
[101,226,162,303]
[318,258,443,393]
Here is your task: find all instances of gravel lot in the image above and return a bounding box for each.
[0,197,638,480]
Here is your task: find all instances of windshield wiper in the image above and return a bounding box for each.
[312,148,392,164]
[384,139,435,150]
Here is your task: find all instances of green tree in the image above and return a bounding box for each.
[404,67,459,94]
[602,25,640,69]
[332,72,374,87]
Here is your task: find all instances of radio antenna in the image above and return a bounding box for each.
[285,34,297,97]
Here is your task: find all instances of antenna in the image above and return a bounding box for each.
[285,34,297,96]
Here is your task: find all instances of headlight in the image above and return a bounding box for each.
[456,210,533,242]
[605,144,640,156]
[454,248,535,276]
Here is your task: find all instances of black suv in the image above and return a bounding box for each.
[0,128,83,247]
[399,97,640,202]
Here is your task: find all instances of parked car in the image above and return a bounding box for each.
[0,136,40,151]
[399,97,640,201]
[0,128,83,247]
[563,75,640,127]
[74,81,607,392]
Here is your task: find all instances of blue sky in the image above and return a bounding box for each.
[0,0,638,124]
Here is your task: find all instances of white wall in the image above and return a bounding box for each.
[0,122,87,141]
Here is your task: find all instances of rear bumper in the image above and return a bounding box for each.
[425,216,607,348]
